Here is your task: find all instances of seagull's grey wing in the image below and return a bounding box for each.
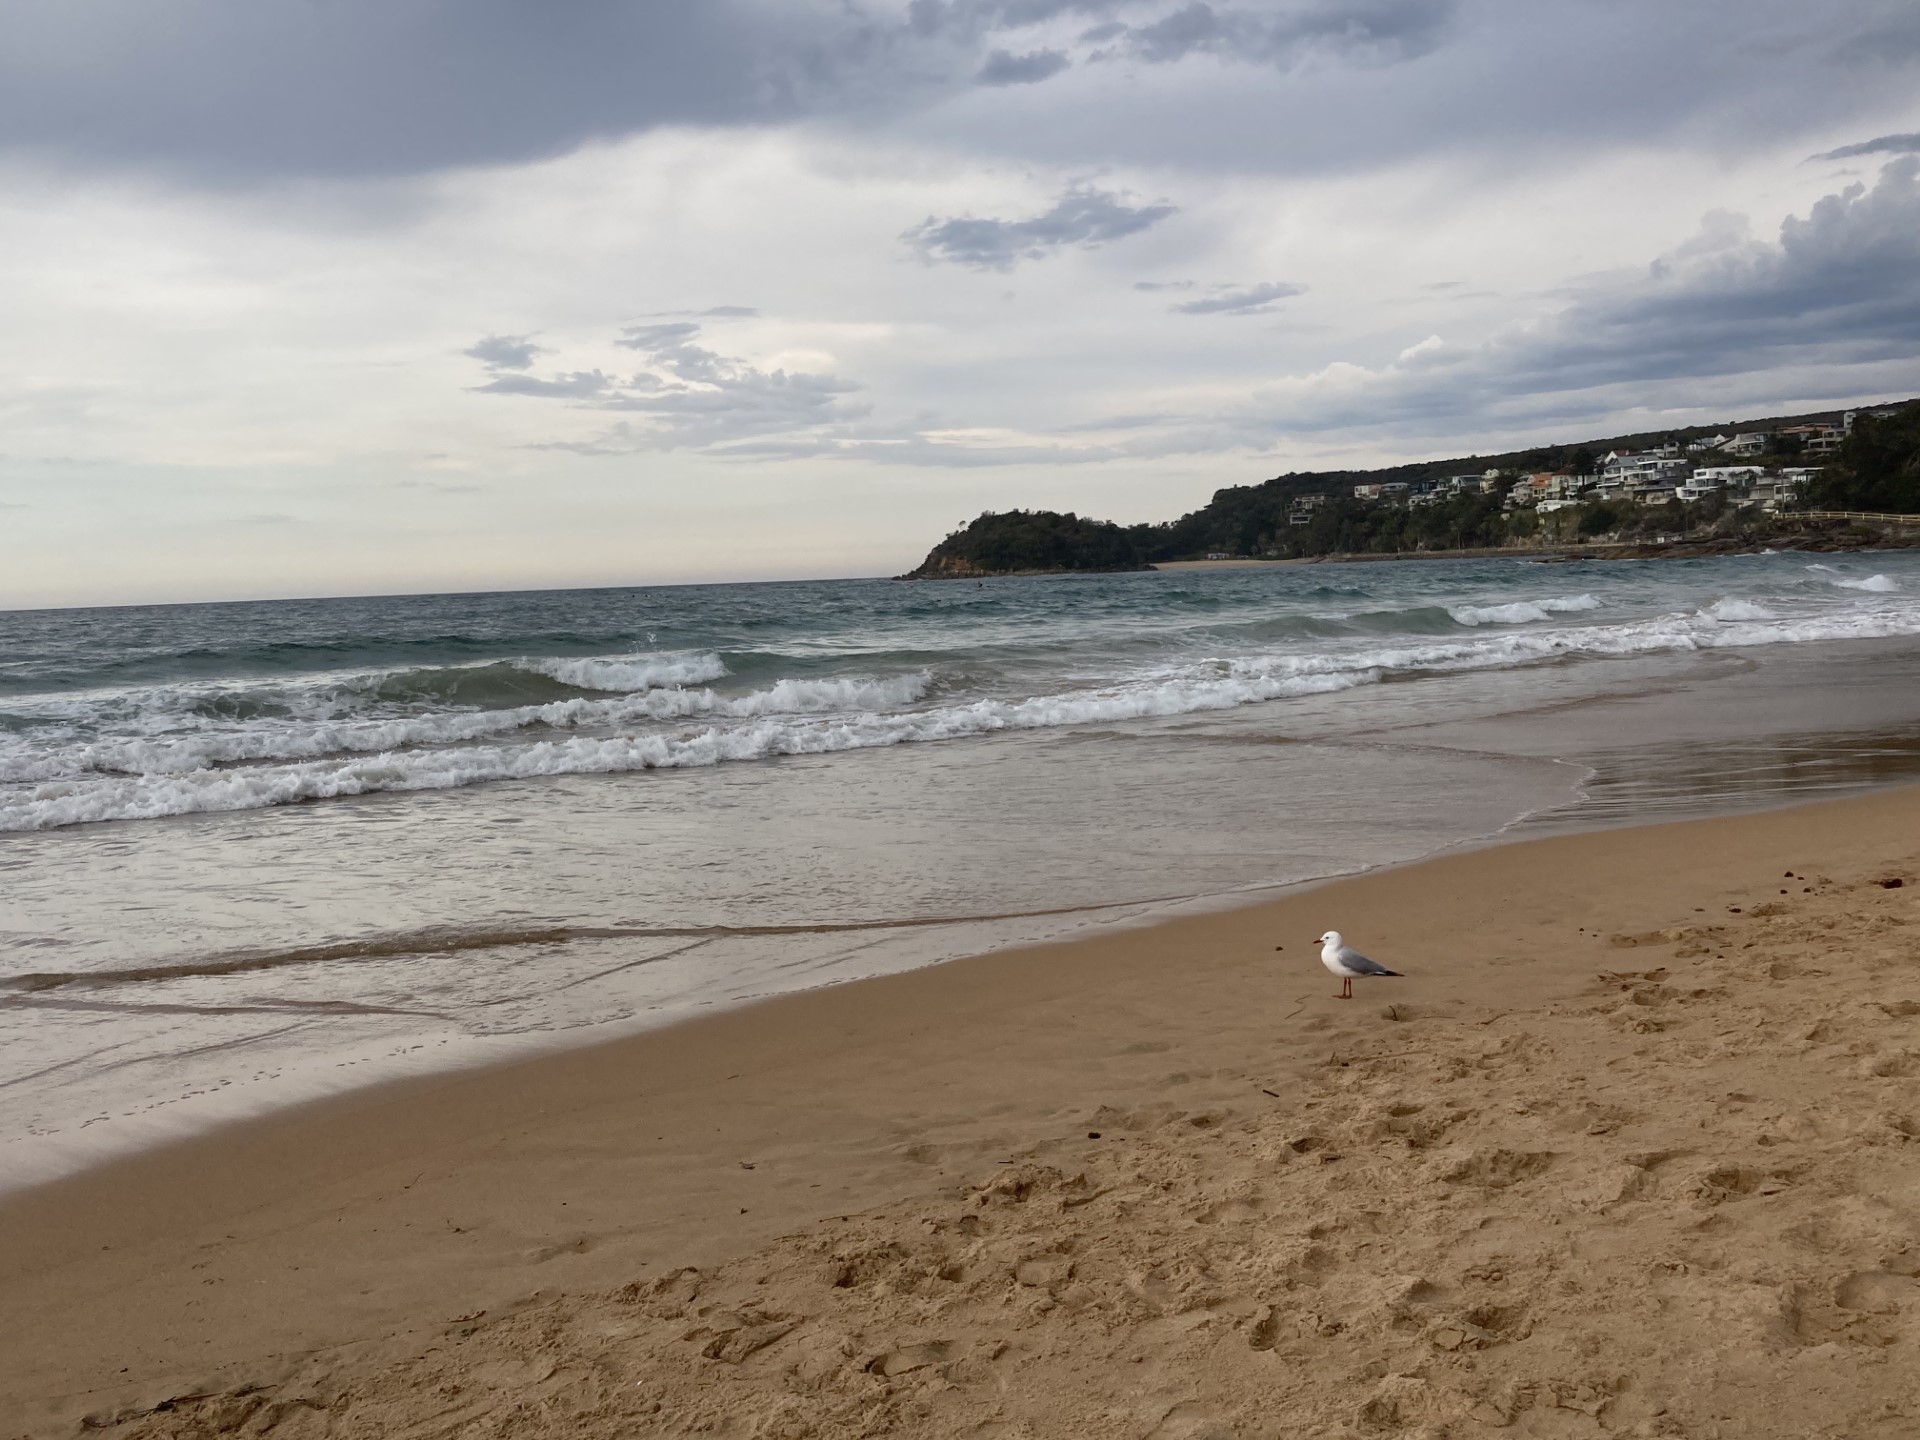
[1337,946,1401,977]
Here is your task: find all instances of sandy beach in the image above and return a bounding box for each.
[2,786,1917,1437]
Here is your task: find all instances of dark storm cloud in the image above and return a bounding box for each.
[1812,132,1920,161]
[1830,7,1920,65]
[473,322,862,450]
[463,334,546,371]
[0,0,1107,181]
[913,4,1920,191]
[977,47,1073,84]
[903,1,1119,39]
[1172,281,1304,314]
[904,185,1176,269]
[1108,0,1453,67]
[0,0,1487,184]
[0,1,793,181]
[1230,158,1920,439]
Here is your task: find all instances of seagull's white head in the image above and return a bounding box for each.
[1319,930,1342,948]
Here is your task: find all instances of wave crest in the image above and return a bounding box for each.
[1702,598,1777,622]
[526,652,728,691]
[1448,594,1602,626]
[6,581,1919,833]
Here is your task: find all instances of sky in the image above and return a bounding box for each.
[2,0,1919,608]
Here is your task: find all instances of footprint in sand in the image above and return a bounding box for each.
[1144,1401,1235,1440]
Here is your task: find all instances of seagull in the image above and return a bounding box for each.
[1318,930,1402,999]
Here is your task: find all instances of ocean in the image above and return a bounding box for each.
[6,550,1920,1186]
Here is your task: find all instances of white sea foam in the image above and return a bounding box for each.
[1702,597,1778,622]
[1448,594,1602,626]
[1804,564,1897,591]
[8,598,1920,832]
[526,652,728,691]
[0,671,934,784]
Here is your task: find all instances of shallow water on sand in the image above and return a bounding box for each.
[6,552,1920,1185]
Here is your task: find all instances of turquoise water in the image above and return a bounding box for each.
[5,551,1920,1184]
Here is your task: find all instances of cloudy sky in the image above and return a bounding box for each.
[2,0,1919,607]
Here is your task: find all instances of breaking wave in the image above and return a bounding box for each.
[0,672,933,785]
[1701,598,1777,622]
[1807,565,1900,593]
[1448,594,1602,626]
[526,652,729,691]
[7,593,1920,832]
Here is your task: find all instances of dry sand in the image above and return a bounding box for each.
[4,788,1919,1439]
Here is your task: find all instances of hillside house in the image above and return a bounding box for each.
[1686,466,1768,493]
[1287,494,1330,525]
[1600,453,1689,489]
[1777,423,1844,457]
[1525,470,1582,500]
[1844,406,1902,432]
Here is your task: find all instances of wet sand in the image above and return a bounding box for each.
[3,786,1919,1437]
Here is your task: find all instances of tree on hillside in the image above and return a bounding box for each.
[1810,403,1920,513]
[1578,499,1631,537]
[913,510,1151,574]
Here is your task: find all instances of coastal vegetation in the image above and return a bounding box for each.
[908,510,1155,576]
[1812,402,1920,513]
[906,399,1920,576]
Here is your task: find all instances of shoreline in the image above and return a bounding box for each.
[7,699,1898,1201]
[10,610,1920,1204]
[5,783,1919,1435]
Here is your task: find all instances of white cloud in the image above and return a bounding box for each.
[2,2,1919,604]
[1170,280,1304,315]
